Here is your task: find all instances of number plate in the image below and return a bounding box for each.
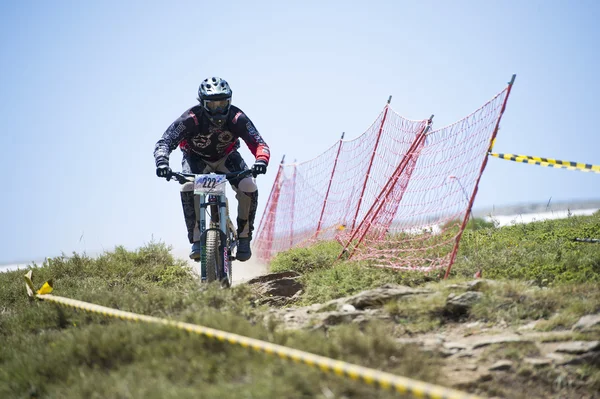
[194,174,227,194]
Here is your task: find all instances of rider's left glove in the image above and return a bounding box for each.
[156,164,172,181]
[252,160,267,177]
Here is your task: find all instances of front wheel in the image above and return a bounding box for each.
[205,230,221,283]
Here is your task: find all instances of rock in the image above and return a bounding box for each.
[248,272,304,307]
[464,363,478,371]
[545,352,568,365]
[275,305,395,330]
[470,334,526,349]
[450,362,478,371]
[467,279,496,292]
[247,271,300,284]
[440,348,459,357]
[555,341,600,354]
[572,314,600,331]
[488,360,513,371]
[465,321,482,329]
[321,284,432,311]
[422,338,444,348]
[524,357,552,368]
[340,304,356,313]
[448,283,469,290]
[290,289,303,300]
[448,370,492,389]
[260,296,293,306]
[518,321,538,331]
[561,351,600,366]
[443,342,469,351]
[351,312,392,327]
[444,291,483,316]
[253,277,303,298]
[274,305,322,330]
[320,311,364,326]
[396,337,422,345]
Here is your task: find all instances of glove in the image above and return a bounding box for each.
[156,164,172,181]
[252,160,267,176]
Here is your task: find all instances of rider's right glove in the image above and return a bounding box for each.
[156,164,172,181]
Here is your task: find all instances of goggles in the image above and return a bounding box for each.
[203,99,231,115]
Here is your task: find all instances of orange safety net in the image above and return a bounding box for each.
[254,80,513,275]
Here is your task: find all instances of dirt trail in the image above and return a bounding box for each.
[246,275,600,399]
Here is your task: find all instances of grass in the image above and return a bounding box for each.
[451,211,600,284]
[0,242,444,399]
[469,280,600,330]
[270,241,434,305]
[269,213,600,305]
[2,212,600,398]
[480,342,541,362]
[383,292,446,334]
[264,214,600,399]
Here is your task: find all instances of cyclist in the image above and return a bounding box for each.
[154,77,270,262]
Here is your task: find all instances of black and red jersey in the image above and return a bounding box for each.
[154,105,270,166]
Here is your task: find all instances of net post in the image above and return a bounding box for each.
[350,99,391,230]
[444,75,516,279]
[256,154,286,236]
[315,132,345,238]
[289,160,297,247]
[255,155,286,261]
[340,116,433,260]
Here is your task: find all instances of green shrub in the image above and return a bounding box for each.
[450,212,600,284]
[269,240,341,274]
[0,242,442,399]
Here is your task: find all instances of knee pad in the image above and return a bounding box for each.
[181,181,194,192]
[238,177,257,193]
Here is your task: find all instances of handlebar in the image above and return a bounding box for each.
[168,169,255,184]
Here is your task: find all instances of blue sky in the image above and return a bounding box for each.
[1,0,599,263]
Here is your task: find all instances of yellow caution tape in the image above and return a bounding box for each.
[22,271,482,399]
[490,153,600,173]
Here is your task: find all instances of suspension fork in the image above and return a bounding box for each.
[218,194,230,278]
[208,194,230,280]
[197,193,207,280]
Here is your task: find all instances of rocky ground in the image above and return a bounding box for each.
[247,272,600,399]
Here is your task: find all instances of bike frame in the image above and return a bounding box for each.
[199,191,233,284]
[170,169,253,287]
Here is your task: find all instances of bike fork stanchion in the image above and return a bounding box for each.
[198,193,207,281]
[218,193,231,285]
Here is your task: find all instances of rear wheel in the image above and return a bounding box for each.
[205,229,221,283]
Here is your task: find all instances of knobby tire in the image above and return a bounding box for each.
[205,228,221,283]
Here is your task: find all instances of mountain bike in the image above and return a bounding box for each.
[169,169,254,287]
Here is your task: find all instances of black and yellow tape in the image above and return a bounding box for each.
[490,153,600,173]
[23,271,481,399]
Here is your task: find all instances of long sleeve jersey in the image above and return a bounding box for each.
[154,105,270,166]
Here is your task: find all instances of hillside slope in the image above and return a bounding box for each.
[1,211,599,398]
